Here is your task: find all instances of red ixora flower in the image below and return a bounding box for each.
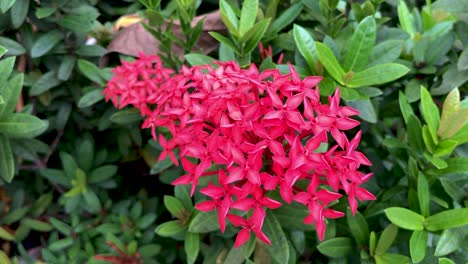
[104,53,375,248]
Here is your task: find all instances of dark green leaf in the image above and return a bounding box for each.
[369,40,403,66]
[109,109,142,125]
[342,16,376,72]
[49,217,72,236]
[384,207,425,230]
[58,56,76,81]
[269,3,303,35]
[21,218,53,232]
[346,63,409,88]
[30,71,62,96]
[0,113,48,138]
[185,232,200,264]
[0,0,16,13]
[345,99,377,123]
[346,207,369,246]
[0,56,15,83]
[188,211,219,233]
[78,59,105,85]
[407,114,424,152]
[40,169,69,187]
[30,31,63,58]
[35,7,56,19]
[83,189,101,213]
[417,173,430,217]
[375,224,398,256]
[317,237,352,258]
[49,237,74,252]
[76,45,107,57]
[78,89,104,108]
[409,230,427,263]
[0,226,15,241]
[10,0,29,28]
[137,213,157,229]
[0,37,25,56]
[263,213,289,263]
[139,244,161,258]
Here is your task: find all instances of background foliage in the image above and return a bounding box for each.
[0,0,466,263]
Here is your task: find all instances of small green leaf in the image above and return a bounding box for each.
[316,42,345,85]
[317,237,352,258]
[58,56,76,81]
[49,237,74,252]
[399,91,414,124]
[438,88,460,138]
[30,31,63,58]
[263,213,289,263]
[407,114,425,152]
[384,207,425,231]
[346,63,409,88]
[409,230,427,263]
[434,139,458,157]
[83,189,101,213]
[420,86,440,136]
[155,220,185,237]
[35,7,56,19]
[342,16,376,72]
[139,244,162,258]
[293,25,317,74]
[239,18,271,55]
[0,113,48,138]
[188,211,219,233]
[438,258,455,264]
[49,217,72,236]
[0,47,6,57]
[345,99,377,123]
[10,0,29,28]
[0,136,15,182]
[0,0,16,13]
[417,173,430,217]
[375,253,411,264]
[78,89,104,108]
[375,224,398,256]
[30,71,62,96]
[0,37,25,56]
[0,226,15,241]
[239,0,258,36]
[78,59,105,85]
[0,73,23,119]
[346,207,369,246]
[164,195,186,218]
[209,32,239,54]
[185,53,216,66]
[220,0,239,37]
[424,208,468,231]
[369,40,403,66]
[109,109,142,125]
[0,56,15,83]
[185,232,200,264]
[398,0,415,36]
[268,3,303,35]
[21,218,53,232]
[434,228,464,256]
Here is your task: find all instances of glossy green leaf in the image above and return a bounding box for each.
[30,31,63,58]
[429,157,468,176]
[438,88,461,138]
[0,37,25,56]
[293,25,317,74]
[434,228,464,256]
[78,89,104,108]
[375,224,398,256]
[434,139,457,157]
[185,232,200,264]
[346,63,409,88]
[10,0,29,28]
[220,0,239,37]
[0,56,15,83]
[420,86,440,136]
[342,16,376,72]
[316,42,345,85]
[317,237,352,258]
[239,0,258,36]
[263,213,289,263]
[109,108,142,125]
[0,73,23,119]
[0,0,16,13]
[424,208,468,231]
[385,207,424,230]
[398,0,415,36]
[345,99,377,123]
[240,18,271,55]
[399,91,414,124]
[0,113,48,138]
[185,53,215,66]
[409,230,427,263]
[375,253,411,264]
[417,173,430,217]
[369,40,403,66]
[407,114,425,152]
[346,207,369,246]
[208,32,239,55]
[164,195,186,218]
[269,3,303,35]
[188,211,219,233]
[438,258,456,264]
[155,220,185,237]
[78,59,105,85]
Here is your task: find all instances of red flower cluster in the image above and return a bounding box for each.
[104,54,375,248]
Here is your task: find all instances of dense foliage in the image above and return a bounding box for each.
[0,0,466,263]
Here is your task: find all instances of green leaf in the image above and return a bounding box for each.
[109,109,142,125]
[273,202,312,230]
[398,0,415,36]
[409,230,427,263]
[0,0,16,13]
[40,169,69,187]
[375,253,411,264]
[417,173,430,217]
[263,213,289,263]
[59,152,78,179]
[209,32,239,54]
[239,0,258,36]
[434,228,464,256]
[420,86,440,136]
[220,0,239,37]
[78,59,105,85]
[35,7,56,19]
[346,207,369,246]
[293,25,318,74]
[434,139,457,157]
[30,71,61,96]
[0,113,48,138]
[139,244,162,258]
[10,0,29,28]
[429,157,468,175]
[49,217,72,236]
[58,13,97,33]
[78,89,104,108]
[239,18,271,55]
[345,99,377,123]
[375,224,398,256]
[83,189,101,213]
[346,63,409,88]
[58,56,76,81]
[399,91,414,124]
[0,73,23,119]
[438,88,460,138]
[369,40,403,66]
[316,42,345,85]
[137,213,156,229]
[76,45,107,57]
[185,53,216,66]
[21,218,53,232]
[424,208,468,231]
[155,220,185,237]
[0,47,6,57]
[458,48,468,71]
[369,231,377,256]
[164,195,186,218]
[0,56,15,83]
[48,237,74,252]
[188,211,219,233]
[88,165,117,184]
[268,3,303,35]
[384,207,425,231]
[30,31,63,58]
[0,226,15,241]
[438,258,456,264]
[185,232,200,264]
[342,16,376,72]
[317,237,352,258]
[0,37,26,56]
